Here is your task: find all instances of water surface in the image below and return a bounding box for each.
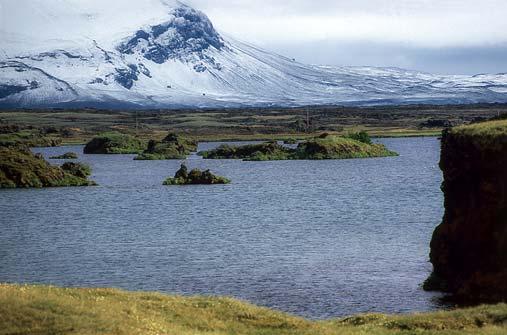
[0,137,444,319]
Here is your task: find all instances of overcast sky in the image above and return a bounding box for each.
[186,0,507,74]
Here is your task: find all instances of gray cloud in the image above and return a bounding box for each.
[185,0,507,74]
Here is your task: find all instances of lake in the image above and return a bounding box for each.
[0,137,445,319]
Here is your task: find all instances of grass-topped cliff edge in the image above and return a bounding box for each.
[1,284,506,335]
[426,119,507,302]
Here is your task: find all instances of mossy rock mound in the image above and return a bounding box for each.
[50,152,78,160]
[0,130,62,147]
[84,132,144,154]
[135,133,198,160]
[164,165,230,185]
[294,135,398,160]
[199,141,292,161]
[0,146,96,188]
[200,135,397,161]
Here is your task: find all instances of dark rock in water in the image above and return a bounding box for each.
[50,152,78,160]
[0,146,96,188]
[134,133,197,160]
[163,164,230,185]
[84,132,145,154]
[425,120,507,302]
[61,162,92,179]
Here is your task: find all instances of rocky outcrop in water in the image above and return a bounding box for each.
[0,146,96,188]
[135,133,198,160]
[425,120,507,302]
[199,134,397,161]
[50,152,78,160]
[163,164,230,185]
[83,132,145,154]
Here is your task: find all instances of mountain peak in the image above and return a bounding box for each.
[118,4,224,64]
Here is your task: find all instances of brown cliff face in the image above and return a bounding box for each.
[425,121,507,301]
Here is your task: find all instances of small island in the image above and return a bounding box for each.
[163,164,230,185]
[49,152,78,160]
[199,133,398,161]
[135,133,198,160]
[83,132,145,154]
[0,146,96,188]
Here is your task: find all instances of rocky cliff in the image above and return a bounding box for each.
[425,120,507,301]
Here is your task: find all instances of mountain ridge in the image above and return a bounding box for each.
[1,0,507,109]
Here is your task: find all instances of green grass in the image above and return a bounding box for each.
[449,120,507,147]
[451,120,507,137]
[1,284,506,335]
[0,130,62,147]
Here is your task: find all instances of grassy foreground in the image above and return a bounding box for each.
[1,284,507,335]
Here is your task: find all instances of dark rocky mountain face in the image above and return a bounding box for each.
[117,5,224,64]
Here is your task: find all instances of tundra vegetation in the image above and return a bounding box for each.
[135,133,198,160]
[1,284,506,335]
[83,132,145,154]
[1,104,503,144]
[164,164,230,185]
[200,133,398,161]
[0,146,96,188]
[0,129,62,147]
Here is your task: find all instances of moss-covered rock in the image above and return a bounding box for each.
[199,141,293,161]
[293,134,397,160]
[163,164,230,185]
[50,152,78,160]
[134,133,198,160]
[0,146,96,188]
[83,132,145,154]
[200,135,397,161]
[425,120,507,302]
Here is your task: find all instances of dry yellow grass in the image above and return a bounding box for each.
[1,284,507,335]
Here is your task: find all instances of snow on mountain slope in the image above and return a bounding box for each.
[1,0,507,108]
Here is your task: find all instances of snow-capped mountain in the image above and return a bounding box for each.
[1,0,507,108]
